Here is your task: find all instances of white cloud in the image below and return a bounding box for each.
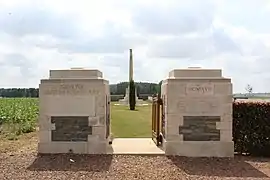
[131,0,217,35]
[0,0,269,92]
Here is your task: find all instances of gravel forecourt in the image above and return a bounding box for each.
[0,134,270,180]
[1,151,270,179]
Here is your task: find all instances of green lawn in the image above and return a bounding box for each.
[110,102,152,137]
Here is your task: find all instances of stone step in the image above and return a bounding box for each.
[107,138,165,155]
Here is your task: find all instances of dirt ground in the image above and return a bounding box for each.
[0,133,270,180]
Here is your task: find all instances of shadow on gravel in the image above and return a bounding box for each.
[167,156,269,178]
[27,154,112,172]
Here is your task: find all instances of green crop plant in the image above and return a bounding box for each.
[0,98,38,139]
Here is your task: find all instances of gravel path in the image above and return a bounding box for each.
[0,133,269,180]
[0,152,270,180]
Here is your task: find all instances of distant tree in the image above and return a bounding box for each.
[129,80,136,110]
[245,84,253,94]
[0,88,39,97]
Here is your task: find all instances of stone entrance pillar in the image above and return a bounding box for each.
[161,68,234,157]
[38,68,111,154]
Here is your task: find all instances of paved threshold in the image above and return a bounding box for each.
[107,138,165,155]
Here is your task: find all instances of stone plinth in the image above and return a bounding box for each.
[162,67,234,157]
[118,86,144,105]
[38,68,111,154]
[49,69,103,79]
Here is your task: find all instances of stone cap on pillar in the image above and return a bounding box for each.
[168,67,222,78]
[49,68,103,79]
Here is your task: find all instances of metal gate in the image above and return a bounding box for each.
[151,95,164,146]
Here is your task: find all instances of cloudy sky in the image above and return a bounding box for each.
[0,0,269,93]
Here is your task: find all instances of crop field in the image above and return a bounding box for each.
[0,98,38,139]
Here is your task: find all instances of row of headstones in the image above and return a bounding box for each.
[38,67,234,157]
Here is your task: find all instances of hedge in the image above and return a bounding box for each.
[233,101,270,157]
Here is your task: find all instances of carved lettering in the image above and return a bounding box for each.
[44,84,100,95]
[186,83,214,95]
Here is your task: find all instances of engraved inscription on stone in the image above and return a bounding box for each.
[186,83,214,95]
[179,116,220,141]
[177,97,220,113]
[44,84,100,96]
[51,116,92,141]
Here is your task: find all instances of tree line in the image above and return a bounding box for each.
[0,81,162,98]
[110,81,162,95]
